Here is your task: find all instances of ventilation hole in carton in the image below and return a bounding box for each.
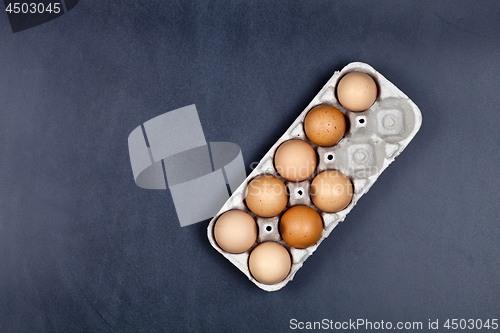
[327,154,333,160]
[266,226,272,232]
[297,190,303,196]
[359,118,365,124]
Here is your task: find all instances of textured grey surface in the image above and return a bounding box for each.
[0,1,499,332]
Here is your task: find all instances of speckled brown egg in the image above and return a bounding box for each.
[274,139,317,182]
[248,242,291,285]
[310,170,353,213]
[304,105,346,146]
[337,72,377,112]
[245,175,288,217]
[214,210,258,254]
[280,205,323,249]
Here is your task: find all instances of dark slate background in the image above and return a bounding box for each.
[1,1,499,332]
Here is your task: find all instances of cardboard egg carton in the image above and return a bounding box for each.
[207,62,422,291]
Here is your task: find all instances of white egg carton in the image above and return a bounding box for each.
[207,62,422,291]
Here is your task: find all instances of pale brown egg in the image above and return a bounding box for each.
[245,175,288,217]
[274,139,317,182]
[214,210,258,254]
[337,72,377,112]
[280,205,323,249]
[310,170,353,213]
[304,105,346,146]
[248,242,291,285]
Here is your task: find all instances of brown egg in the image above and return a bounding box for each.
[274,139,317,182]
[337,72,377,112]
[248,242,291,285]
[310,170,353,213]
[304,105,346,146]
[280,205,323,249]
[214,210,258,254]
[245,175,288,217]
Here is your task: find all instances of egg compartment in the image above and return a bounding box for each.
[207,62,422,291]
